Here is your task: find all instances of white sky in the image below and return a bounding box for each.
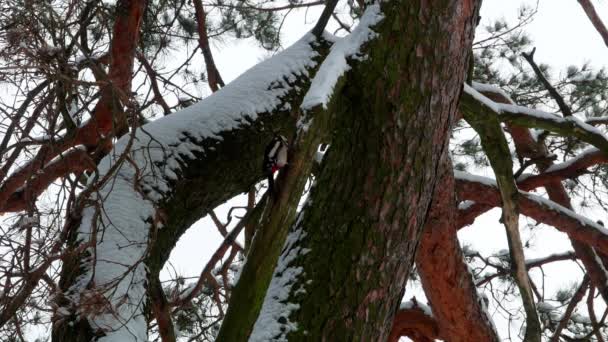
[165,0,608,275]
[162,1,608,340]
[3,0,606,340]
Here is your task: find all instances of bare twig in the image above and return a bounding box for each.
[522,47,573,117]
[550,275,590,342]
[193,0,225,92]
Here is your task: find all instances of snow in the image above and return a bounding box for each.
[399,298,433,317]
[464,83,608,146]
[458,200,476,210]
[300,4,384,111]
[456,172,608,236]
[454,170,498,187]
[463,83,503,113]
[537,301,557,313]
[249,220,310,342]
[67,32,324,341]
[500,103,564,121]
[471,81,515,104]
[543,147,599,173]
[571,313,592,324]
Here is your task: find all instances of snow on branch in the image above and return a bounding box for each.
[455,171,608,255]
[301,4,383,111]
[389,299,440,341]
[462,89,541,340]
[462,84,608,154]
[249,221,310,341]
[67,33,327,341]
[517,148,607,189]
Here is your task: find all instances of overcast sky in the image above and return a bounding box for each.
[159,1,608,339]
[165,0,608,280]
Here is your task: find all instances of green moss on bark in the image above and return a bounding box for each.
[243,1,483,340]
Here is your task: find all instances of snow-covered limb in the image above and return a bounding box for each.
[517,148,607,190]
[60,32,330,341]
[456,172,608,255]
[249,223,310,342]
[463,84,541,341]
[388,299,440,341]
[471,81,516,104]
[585,116,608,126]
[462,85,608,154]
[301,4,383,111]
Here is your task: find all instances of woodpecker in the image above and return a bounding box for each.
[263,134,288,194]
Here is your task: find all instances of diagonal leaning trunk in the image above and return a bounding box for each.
[244,0,482,340]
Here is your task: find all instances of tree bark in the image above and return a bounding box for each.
[52,32,330,341]
[465,87,608,303]
[246,1,481,340]
[416,155,500,342]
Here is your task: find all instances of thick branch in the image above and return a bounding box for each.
[467,83,608,303]
[388,304,440,342]
[0,0,147,213]
[463,87,541,341]
[577,0,608,48]
[456,175,608,255]
[417,154,499,341]
[54,32,333,341]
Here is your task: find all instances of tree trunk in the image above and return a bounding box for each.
[51,33,329,341]
[416,154,500,341]
[246,0,481,340]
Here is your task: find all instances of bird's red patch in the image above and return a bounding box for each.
[271,165,280,173]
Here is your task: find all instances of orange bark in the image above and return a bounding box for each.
[480,88,608,302]
[416,155,499,342]
[0,0,147,214]
[388,306,440,342]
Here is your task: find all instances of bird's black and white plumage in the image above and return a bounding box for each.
[263,134,288,194]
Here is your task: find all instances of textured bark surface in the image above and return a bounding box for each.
[215,64,334,340]
[463,91,541,341]
[52,105,298,341]
[52,33,331,341]
[474,90,608,303]
[388,306,440,342]
[253,1,481,340]
[416,155,500,342]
